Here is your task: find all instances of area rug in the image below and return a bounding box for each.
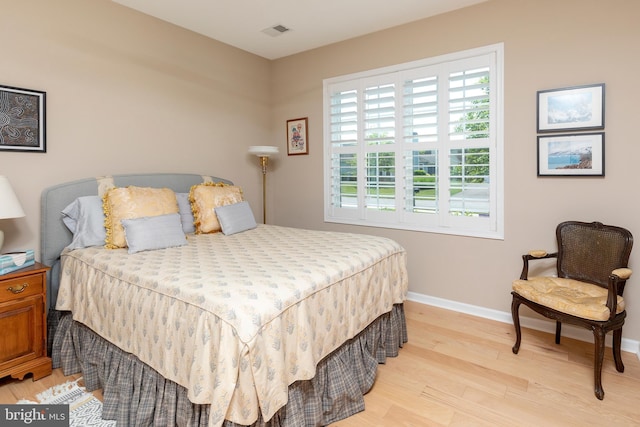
[18,378,115,426]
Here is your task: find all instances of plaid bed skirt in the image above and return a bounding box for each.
[51,304,407,426]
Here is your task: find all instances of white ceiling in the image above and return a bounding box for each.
[112,0,487,60]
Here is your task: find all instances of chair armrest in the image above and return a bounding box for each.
[520,250,558,280]
[528,250,549,258]
[606,268,633,319]
[612,268,632,280]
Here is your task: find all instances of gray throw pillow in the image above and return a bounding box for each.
[121,213,187,254]
[214,201,257,235]
[176,192,196,234]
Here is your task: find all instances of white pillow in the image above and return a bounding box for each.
[61,196,106,249]
[214,201,257,235]
[121,213,187,254]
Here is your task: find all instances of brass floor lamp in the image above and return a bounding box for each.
[248,146,279,223]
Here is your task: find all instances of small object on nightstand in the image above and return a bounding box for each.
[0,262,52,381]
[0,250,35,275]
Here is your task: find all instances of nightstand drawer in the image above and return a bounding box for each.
[0,273,44,303]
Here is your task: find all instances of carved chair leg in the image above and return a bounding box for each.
[613,328,625,373]
[593,328,606,400]
[511,295,522,354]
[555,321,562,344]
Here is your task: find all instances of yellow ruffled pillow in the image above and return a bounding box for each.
[103,186,179,249]
[189,182,243,233]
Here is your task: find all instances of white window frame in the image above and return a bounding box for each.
[323,43,504,239]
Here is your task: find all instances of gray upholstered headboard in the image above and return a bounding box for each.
[40,173,232,311]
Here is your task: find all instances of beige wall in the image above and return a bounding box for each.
[270,0,640,342]
[3,0,640,343]
[1,0,270,252]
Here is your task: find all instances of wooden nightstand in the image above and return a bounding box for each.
[0,262,52,381]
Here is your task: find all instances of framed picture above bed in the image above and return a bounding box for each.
[0,84,46,153]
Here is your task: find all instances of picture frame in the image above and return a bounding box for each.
[286,117,308,155]
[537,132,604,177]
[537,83,604,133]
[0,84,46,152]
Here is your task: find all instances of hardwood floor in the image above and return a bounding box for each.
[335,301,640,426]
[1,300,639,425]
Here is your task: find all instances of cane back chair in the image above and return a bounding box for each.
[511,221,633,400]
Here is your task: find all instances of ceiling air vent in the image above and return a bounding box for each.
[262,24,291,37]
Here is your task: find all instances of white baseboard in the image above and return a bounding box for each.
[406,291,640,361]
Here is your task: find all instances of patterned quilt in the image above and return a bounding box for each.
[56,225,408,426]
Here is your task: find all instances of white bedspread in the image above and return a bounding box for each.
[56,225,408,426]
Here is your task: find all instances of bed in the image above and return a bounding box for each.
[41,173,408,426]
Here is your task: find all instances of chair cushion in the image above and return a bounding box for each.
[512,276,625,321]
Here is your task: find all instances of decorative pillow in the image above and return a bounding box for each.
[61,196,106,249]
[189,182,243,233]
[121,213,187,254]
[215,201,257,235]
[176,192,196,234]
[103,186,179,249]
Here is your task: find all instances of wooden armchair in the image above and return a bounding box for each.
[511,221,633,400]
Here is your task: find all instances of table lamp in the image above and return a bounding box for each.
[248,146,279,223]
[0,176,26,253]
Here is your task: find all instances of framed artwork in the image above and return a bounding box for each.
[0,84,46,152]
[286,117,308,155]
[537,132,604,177]
[537,83,604,133]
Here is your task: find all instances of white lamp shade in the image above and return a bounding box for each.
[248,146,279,157]
[0,176,26,219]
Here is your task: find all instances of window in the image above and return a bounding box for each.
[323,44,504,239]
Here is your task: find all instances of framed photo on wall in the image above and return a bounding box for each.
[537,132,604,177]
[537,83,604,133]
[286,117,308,155]
[0,84,46,152]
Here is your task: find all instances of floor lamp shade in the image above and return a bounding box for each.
[248,145,279,158]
